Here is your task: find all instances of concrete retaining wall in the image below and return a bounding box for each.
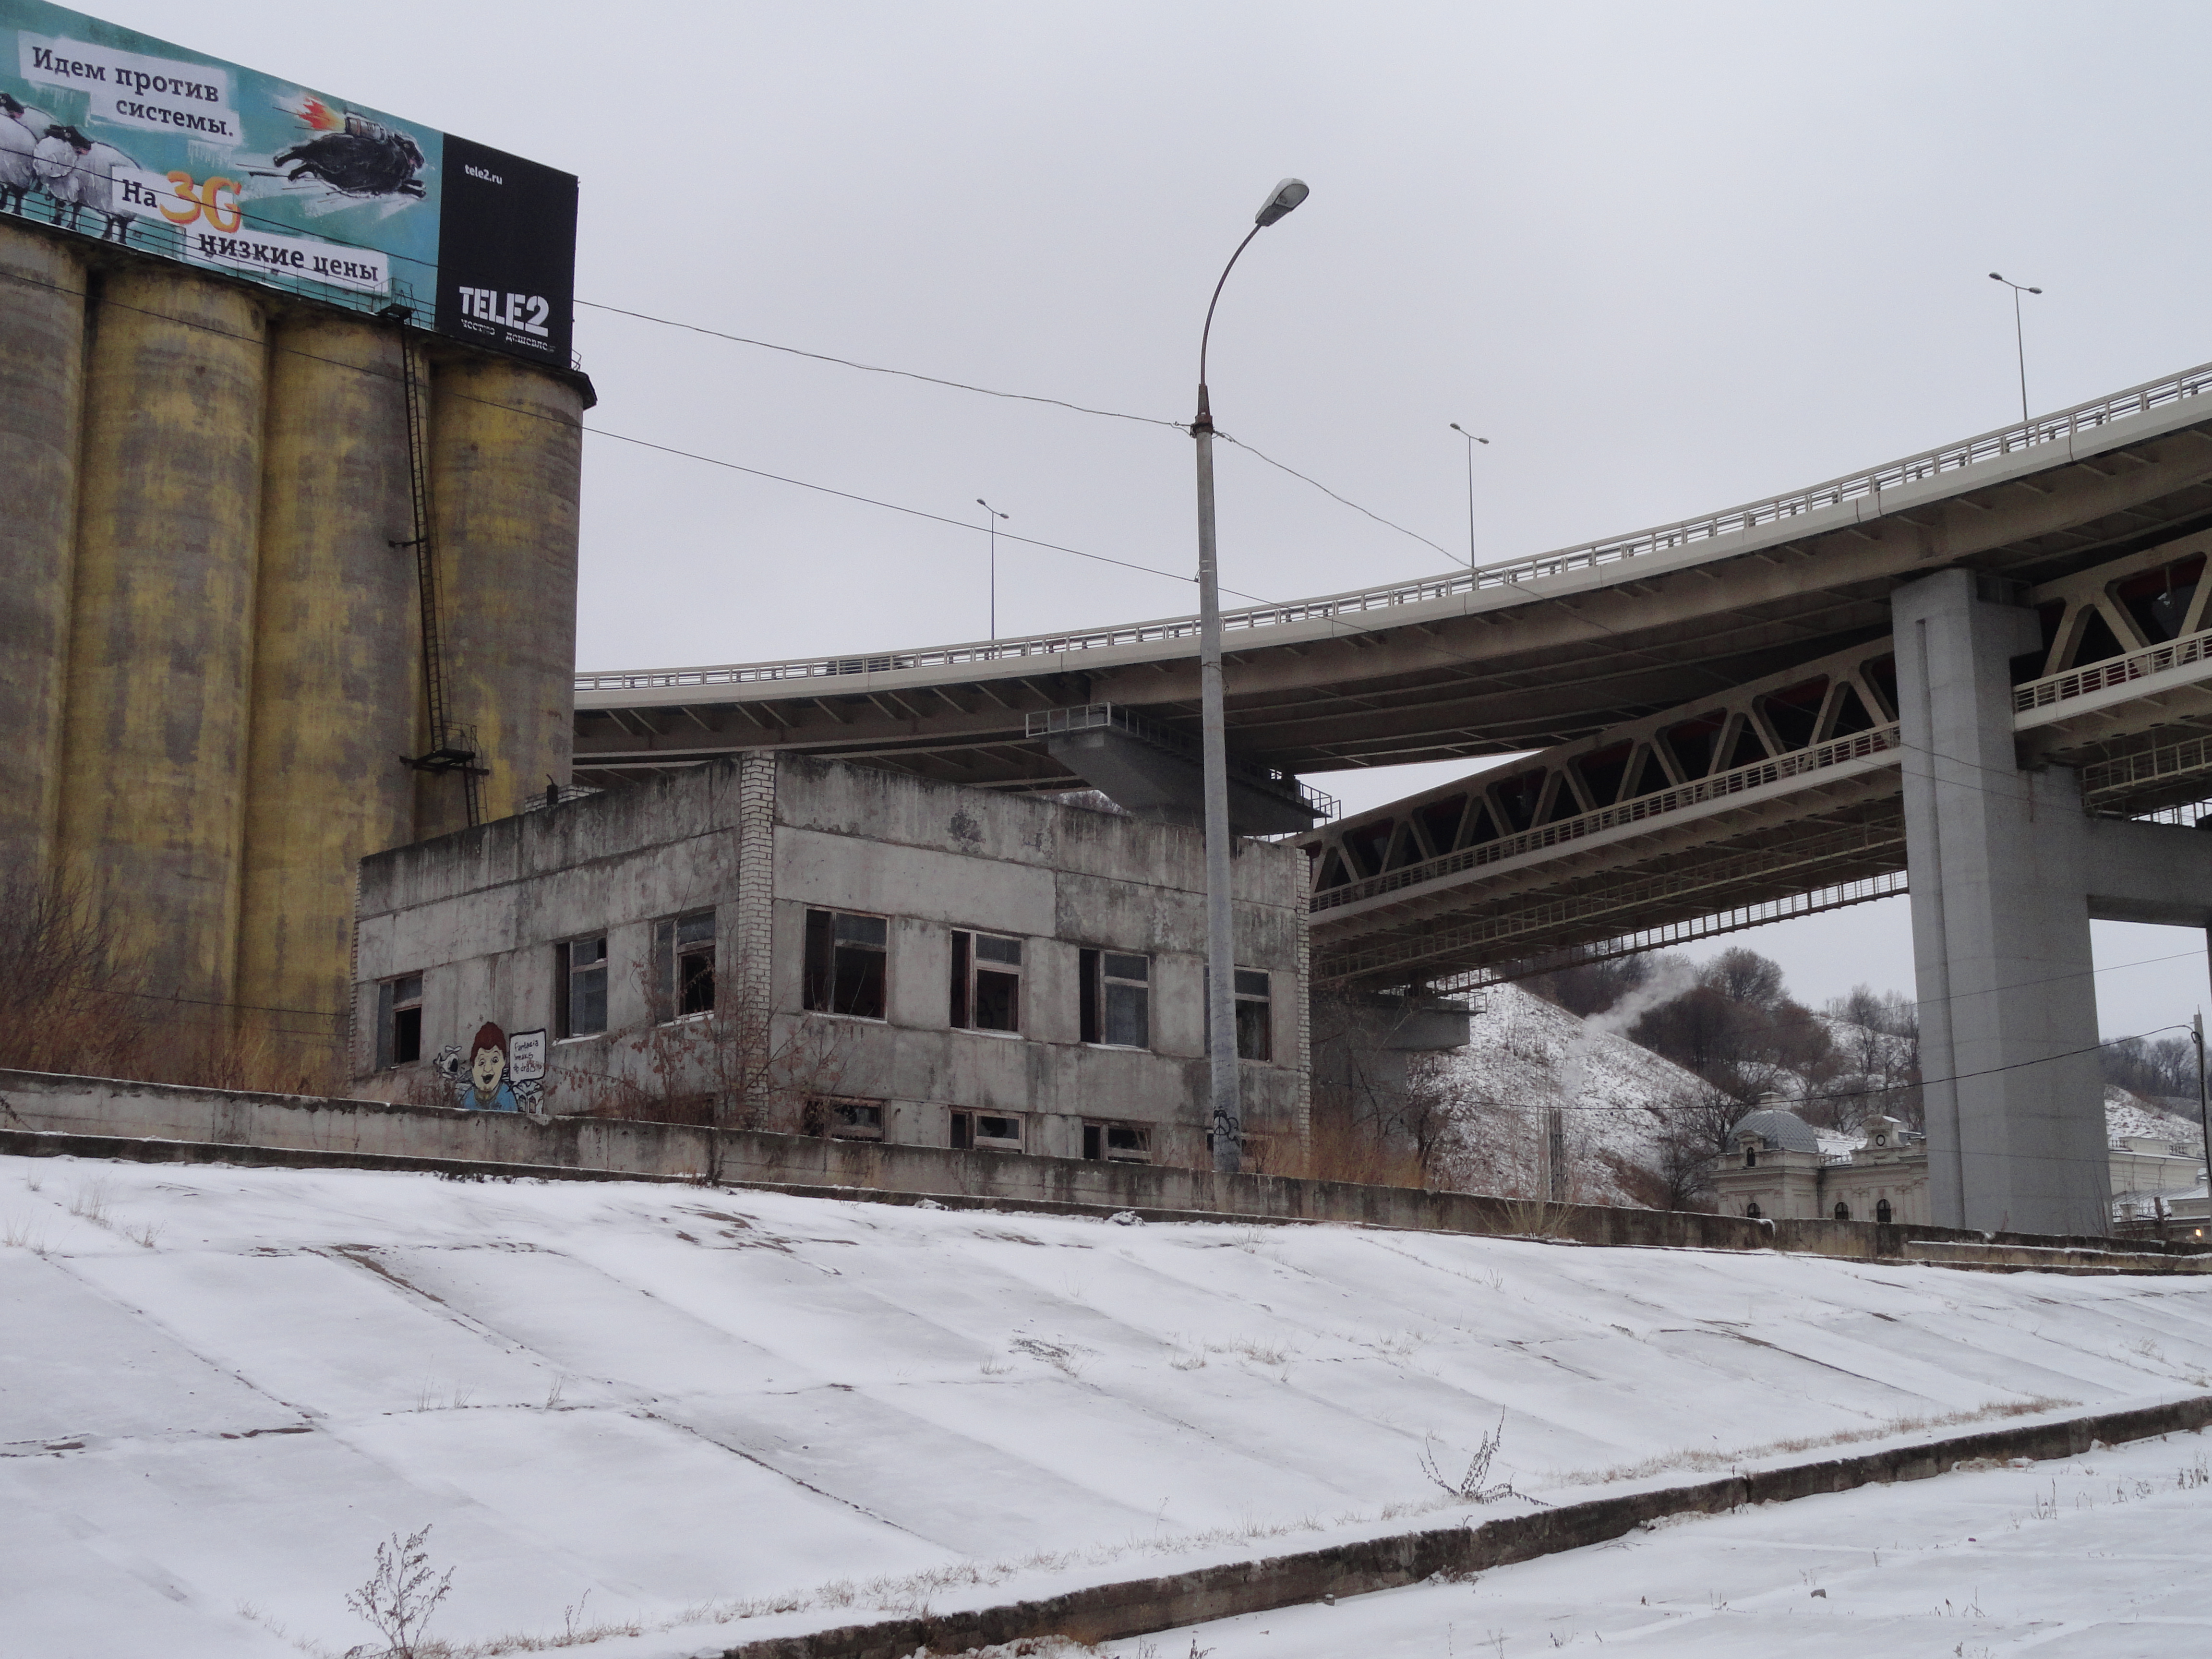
[713,1394,2212,1659]
[2,1067,2207,1273]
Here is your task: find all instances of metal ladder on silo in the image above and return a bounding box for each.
[392,333,485,828]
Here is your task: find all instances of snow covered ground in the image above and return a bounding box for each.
[6,1153,2212,1658]
[1099,1427,2212,1657]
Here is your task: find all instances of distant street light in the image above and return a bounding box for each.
[976,498,1008,641]
[1989,272,2043,426]
[1449,422,1489,570]
[1193,176,1309,1177]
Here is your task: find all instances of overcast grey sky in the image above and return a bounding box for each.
[103,0,2212,1038]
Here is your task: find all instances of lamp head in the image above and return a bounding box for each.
[1989,271,2004,282]
[1254,177,1310,228]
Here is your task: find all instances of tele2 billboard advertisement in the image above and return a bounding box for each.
[0,0,577,368]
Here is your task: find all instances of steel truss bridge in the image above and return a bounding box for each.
[577,361,2212,990]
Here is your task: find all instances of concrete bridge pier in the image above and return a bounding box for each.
[1896,569,2212,1235]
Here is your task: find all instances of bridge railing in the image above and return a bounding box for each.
[2015,625,2212,715]
[1022,702,1339,820]
[1311,724,1903,913]
[577,360,2212,697]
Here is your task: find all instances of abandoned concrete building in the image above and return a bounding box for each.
[352,752,1312,1168]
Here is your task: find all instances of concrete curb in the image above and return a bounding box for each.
[699,1395,2212,1659]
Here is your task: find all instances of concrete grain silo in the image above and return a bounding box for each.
[0,223,86,885]
[235,313,422,1078]
[0,224,588,1087]
[53,264,271,1034]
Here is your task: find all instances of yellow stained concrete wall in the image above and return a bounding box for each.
[54,267,268,1019]
[0,221,87,887]
[419,353,583,835]
[236,313,420,1086]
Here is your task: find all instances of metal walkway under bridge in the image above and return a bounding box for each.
[577,360,2212,988]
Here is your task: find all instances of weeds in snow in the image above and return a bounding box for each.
[2,1214,47,1253]
[1421,1414,1521,1504]
[343,1526,453,1659]
[66,1180,110,1225]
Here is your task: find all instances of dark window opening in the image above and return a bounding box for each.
[805,1098,885,1141]
[557,937,607,1038]
[1575,744,1634,808]
[1757,678,1828,752]
[376,974,423,1069]
[804,908,888,1019]
[1833,1202,1851,1222]
[1082,1122,1152,1163]
[1745,1202,1763,1220]
[972,1113,1022,1151]
[1235,968,1272,1061]
[1744,1145,1757,1167]
[653,910,716,1021]
[1875,1198,1893,1225]
[950,1109,974,1150]
[1661,715,1725,781]
[950,929,1021,1033]
[1079,949,1149,1047]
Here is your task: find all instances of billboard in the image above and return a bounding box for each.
[0,0,576,369]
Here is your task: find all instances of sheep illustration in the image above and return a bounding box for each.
[0,93,41,216]
[31,124,141,242]
[272,105,425,200]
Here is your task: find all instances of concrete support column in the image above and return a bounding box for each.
[56,268,268,1034]
[1893,569,2108,1236]
[236,313,420,1090]
[0,222,87,887]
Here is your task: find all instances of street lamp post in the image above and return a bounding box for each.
[1449,422,1489,570]
[976,498,1008,641]
[1193,176,1308,1177]
[1989,272,2042,426]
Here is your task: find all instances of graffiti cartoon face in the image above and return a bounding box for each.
[470,1039,505,1099]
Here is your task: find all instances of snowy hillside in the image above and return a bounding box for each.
[2107,1085,2207,1154]
[1435,981,1705,1203]
[6,1154,2211,1658]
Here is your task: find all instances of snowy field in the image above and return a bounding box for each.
[5,1154,2212,1657]
[1097,1427,2212,1657]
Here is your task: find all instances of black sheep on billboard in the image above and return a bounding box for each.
[0,92,37,216]
[273,100,425,200]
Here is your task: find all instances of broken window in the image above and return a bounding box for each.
[1204,967,1276,1062]
[375,974,422,1069]
[950,929,1021,1033]
[652,910,717,1021]
[1078,949,1150,1048]
[804,908,888,1019]
[556,937,608,1038]
[805,1097,885,1141]
[1081,1121,1152,1163]
[950,1110,1022,1152]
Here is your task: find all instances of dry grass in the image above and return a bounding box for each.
[1550,1396,2079,1487]
[0,874,333,1096]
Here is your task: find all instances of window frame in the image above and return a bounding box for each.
[803,907,890,1021]
[1081,1120,1152,1164]
[1078,948,1151,1049]
[806,1095,887,1142]
[374,974,423,1069]
[555,935,609,1039]
[949,927,1022,1035]
[652,909,717,1022]
[1206,965,1275,1062]
[958,1110,1023,1153]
